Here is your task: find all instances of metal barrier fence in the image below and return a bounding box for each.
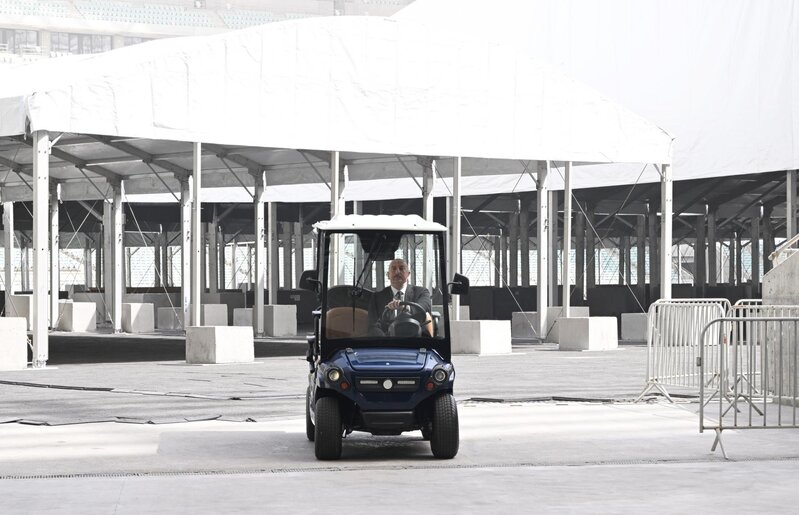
[636,299,731,402]
[699,316,799,459]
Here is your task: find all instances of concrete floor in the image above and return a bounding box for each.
[2,340,799,513]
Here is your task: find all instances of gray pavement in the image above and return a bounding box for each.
[2,339,799,513]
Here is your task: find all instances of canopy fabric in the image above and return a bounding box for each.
[0,15,672,169]
[395,0,799,181]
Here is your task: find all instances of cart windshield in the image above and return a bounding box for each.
[322,230,447,342]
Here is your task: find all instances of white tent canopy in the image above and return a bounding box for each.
[0,15,672,204]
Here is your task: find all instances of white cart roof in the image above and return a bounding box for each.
[314,214,447,233]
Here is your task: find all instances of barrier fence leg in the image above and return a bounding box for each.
[634,380,674,403]
[711,428,729,460]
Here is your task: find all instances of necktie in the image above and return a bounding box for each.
[394,291,402,317]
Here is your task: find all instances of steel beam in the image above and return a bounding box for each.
[536,161,549,338]
[660,164,673,299]
[450,157,462,321]
[3,200,14,310]
[191,143,202,327]
[32,130,49,367]
[253,171,266,336]
[49,184,59,328]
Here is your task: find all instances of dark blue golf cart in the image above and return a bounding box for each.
[300,214,469,460]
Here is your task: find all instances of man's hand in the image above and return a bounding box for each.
[386,299,403,311]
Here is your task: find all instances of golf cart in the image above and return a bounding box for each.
[300,214,469,460]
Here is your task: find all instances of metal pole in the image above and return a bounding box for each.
[111,182,123,333]
[752,205,761,295]
[84,239,92,289]
[32,130,49,367]
[282,222,292,290]
[562,161,572,317]
[180,178,192,330]
[294,221,304,285]
[191,142,202,327]
[520,195,530,287]
[660,163,673,299]
[422,158,436,292]
[548,190,558,306]
[330,151,341,285]
[3,200,14,308]
[536,161,549,338]
[636,215,646,301]
[49,184,59,328]
[707,208,717,286]
[103,202,112,321]
[268,202,278,304]
[253,171,266,335]
[450,157,461,321]
[209,205,218,295]
[788,170,797,240]
[508,206,519,287]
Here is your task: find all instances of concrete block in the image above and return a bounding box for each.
[512,312,540,339]
[57,301,96,332]
[186,326,254,364]
[621,313,648,342]
[0,317,27,370]
[558,317,618,351]
[432,305,470,321]
[233,308,252,327]
[122,303,155,334]
[6,294,31,330]
[546,306,590,342]
[264,305,297,336]
[201,304,228,326]
[450,320,512,355]
[157,308,184,330]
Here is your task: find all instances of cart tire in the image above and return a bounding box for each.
[305,387,315,442]
[430,393,459,459]
[314,396,342,460]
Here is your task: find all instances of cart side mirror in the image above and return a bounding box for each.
[299,269,320,292]
[449,273,470,295]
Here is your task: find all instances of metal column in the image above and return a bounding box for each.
[648,203,659,294]
[707,208,717,285]
[586,204,596,290]
[253,171,266,336]
[32,130,49,367]
[636,215,646,301]
[209,205,218,295]
[575,207,585,302]
[49,184,59,328]
[180,178,192,330]
[282,222,292,290]
[3,200,14,310]
[190,143,202,327]
[422,159,436,292]
[751,206,761,294]
[695,214,706,289]
[267,202,278,305]
[536,162,549,339]
[788,170,797,240]
[294,221,304,285]
[562,162,572,317]
[508,207,519,287]
[548,190,558,306]
[330,151,342,285]
[660,163,673,299]
[450,157,462,321]
[111,182,123,333]
[520,195,530,287]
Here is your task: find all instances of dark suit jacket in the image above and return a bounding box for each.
[367,284,432,335]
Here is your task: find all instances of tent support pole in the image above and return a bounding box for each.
[282,222,292,290]
[111,181,124,333]
[253,171,266,336]
[520,195,530,287]
[450,157,462,321]
[536,161,549,339]
[267,202,278,305]
[788,170,797,240]
[180,178,192,330]
[422,158,436,292]
[330,151,341,285]
[32,130,49,367]
[659,163,673,299]
[190,143,202,327]
[294,221,304,286]
[562,162,572,318]
[49,184,59,329]
[209,205,218,295]
[3,199,14,310]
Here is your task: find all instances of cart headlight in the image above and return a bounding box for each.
[433,368,447,384]
[327,369,341,382]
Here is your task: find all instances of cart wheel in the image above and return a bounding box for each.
[430,393,459,459]
[305,387,315,442]
[314,396,342,460]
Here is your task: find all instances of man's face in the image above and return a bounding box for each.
[387,259,410,290]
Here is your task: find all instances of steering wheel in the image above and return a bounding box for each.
[379,301,428,331]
